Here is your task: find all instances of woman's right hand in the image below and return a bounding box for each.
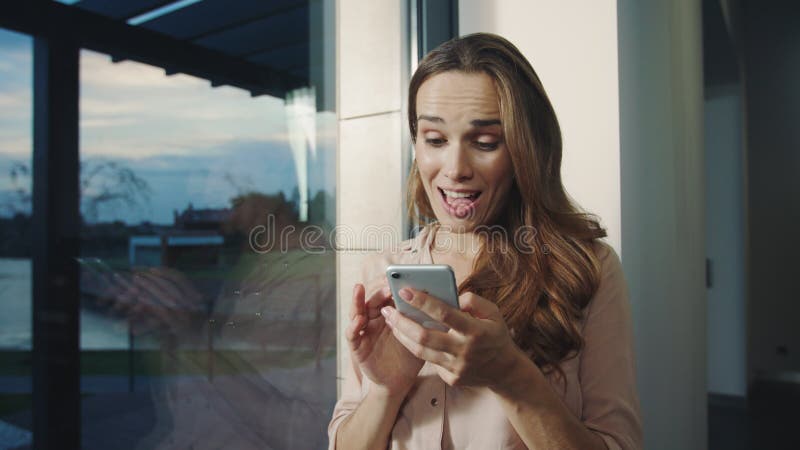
[346,282,424,397]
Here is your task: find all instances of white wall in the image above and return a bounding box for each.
[461,0,707,448]
[705,87,746,397]
[618,0,707,449]
[460,0,622,254]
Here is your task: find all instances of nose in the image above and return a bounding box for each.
[443,143,473,182]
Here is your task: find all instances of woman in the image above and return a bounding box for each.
[328,33,642,450]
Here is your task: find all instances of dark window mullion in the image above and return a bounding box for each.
[416,0,459,59]
[32,36,81,450]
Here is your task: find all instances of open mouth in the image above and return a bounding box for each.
[438,187,482,218]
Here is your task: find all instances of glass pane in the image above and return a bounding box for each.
[77,4,337,449]
[0,28,33,450]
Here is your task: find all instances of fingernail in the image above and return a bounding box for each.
[399,288,413,301]
[381,306,392,319]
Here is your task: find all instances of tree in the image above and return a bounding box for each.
[2,161,32,216]
[81,159,152,223]
[3,158,152,223]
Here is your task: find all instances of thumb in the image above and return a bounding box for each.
[458,292,500,320]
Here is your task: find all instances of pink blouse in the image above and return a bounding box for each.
[328,224,642,449]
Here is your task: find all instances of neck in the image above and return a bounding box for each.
[431,224,483,260]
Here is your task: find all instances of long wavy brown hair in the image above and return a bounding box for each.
[407,33,607,377]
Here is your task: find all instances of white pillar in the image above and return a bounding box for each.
[618,0,707,448]
[336,0,407,394]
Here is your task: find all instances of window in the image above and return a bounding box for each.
[0,27,33,450]
[78,50,336,449]
[0,0,337,447]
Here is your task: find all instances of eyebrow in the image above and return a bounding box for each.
[417,115,501,128]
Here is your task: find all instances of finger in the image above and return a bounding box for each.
[114,281,142,309]
[109,272,135,292]
[365,284,392,305]
[350,283,366,321]
[149,267,206,311]
[131,292,176,325]
[345,314,366,341]
[386,314,452,367]
[130,275,161,308]
[345,314,367,351]
[132,274,187,322]
[458,292,501,320]
[382,306,459,354]
[399,288,473,333]
[134,272,183,311]
[144,268,202,310]
[433,364,461,387]
[139,271,183,303]
[365,286,392,319]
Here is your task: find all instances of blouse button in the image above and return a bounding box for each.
[430,397,438,407]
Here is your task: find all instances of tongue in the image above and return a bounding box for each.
[446,197,474,207]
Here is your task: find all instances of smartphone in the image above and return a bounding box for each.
[385,264,460,331]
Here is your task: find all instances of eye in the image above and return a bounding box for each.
[474,140,499,151]
[425,138,447,147]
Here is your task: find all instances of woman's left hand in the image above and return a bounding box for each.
[381,288,524,389]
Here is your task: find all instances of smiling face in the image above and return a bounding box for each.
[414,71,514,233]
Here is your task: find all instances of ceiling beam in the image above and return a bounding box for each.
[0,0,307,98]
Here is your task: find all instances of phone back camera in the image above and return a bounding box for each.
[390,272,400,279]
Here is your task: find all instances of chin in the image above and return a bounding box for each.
[435,219,475,233]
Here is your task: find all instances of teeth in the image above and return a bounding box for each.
[442,189,478,199]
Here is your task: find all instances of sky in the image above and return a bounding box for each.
[0,27,335,225]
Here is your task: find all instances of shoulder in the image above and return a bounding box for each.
[590,239,620,267]
[578,240,642,450]
[590,240,624,283]
[585,240,629,317]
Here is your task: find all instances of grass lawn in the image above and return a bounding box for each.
[0,347,334,377]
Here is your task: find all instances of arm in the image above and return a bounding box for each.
[573,244,642,449]
[328,256,424,449]
[333,379,411,450]
[328,311,417,450]
[383,243,642,450]
[490,349,608,449]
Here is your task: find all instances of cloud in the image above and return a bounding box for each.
[0,90,31,125]
[0,50,29,73]
[81,98,143,116]
[81,117,139,128]
[0,137,31,157]
[80,51,205,89]
[0,92,30,110]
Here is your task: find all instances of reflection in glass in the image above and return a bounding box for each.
[71,9,337,450]
[0,28,33,449]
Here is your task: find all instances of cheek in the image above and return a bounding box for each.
[414,148,438,181]
[479,153,514,188]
